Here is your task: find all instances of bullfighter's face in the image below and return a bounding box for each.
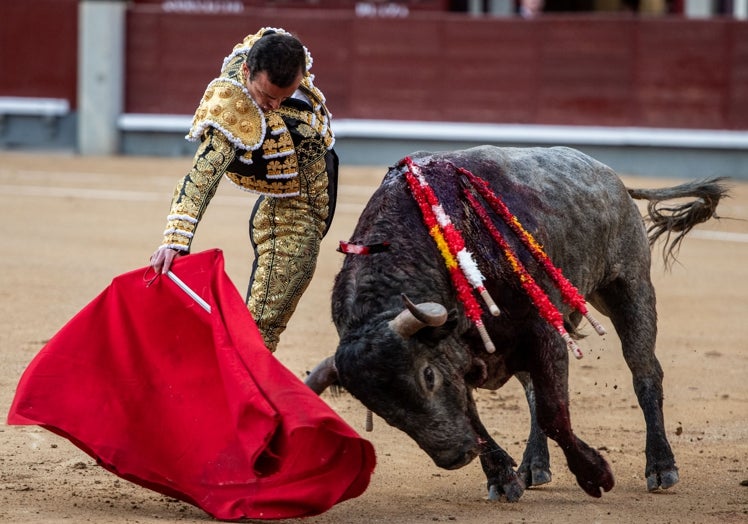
[242,63,301,112]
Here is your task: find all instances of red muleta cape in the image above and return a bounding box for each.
[7,249,375,520]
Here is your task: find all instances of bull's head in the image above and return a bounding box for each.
[307,295,484,470]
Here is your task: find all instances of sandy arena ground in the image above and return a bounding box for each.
[0,151,746,524]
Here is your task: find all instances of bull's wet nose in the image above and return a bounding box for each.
[434,435,480,470]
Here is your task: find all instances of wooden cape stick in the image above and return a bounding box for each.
[166,270,212,313]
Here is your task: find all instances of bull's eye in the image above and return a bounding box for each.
[423,366,435,390]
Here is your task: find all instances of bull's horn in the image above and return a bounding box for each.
[389,294,448,339]
[304,355,338,395]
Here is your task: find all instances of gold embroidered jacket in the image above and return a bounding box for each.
[160,27,335,253]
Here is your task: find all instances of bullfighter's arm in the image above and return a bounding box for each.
[159,128,236,253]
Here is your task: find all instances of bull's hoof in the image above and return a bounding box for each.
[517,464,552,488]
[646,468,679,492]
[572,455,615,498]
[487,476,525,502]
[530,467,552,487]
[578,471,615,498]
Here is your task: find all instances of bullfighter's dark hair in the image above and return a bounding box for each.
[246,32,306,88]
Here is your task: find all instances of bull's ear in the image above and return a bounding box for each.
[415,309,459,345]
[440,307,459,332]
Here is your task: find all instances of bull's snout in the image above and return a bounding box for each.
[429,434,480,470]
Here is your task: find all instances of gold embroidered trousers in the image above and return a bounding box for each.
[246,141,332,352]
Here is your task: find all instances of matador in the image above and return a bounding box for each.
[151,27,338,352]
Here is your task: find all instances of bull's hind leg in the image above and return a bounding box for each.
[515,372,552,488]
[592,274,679,491]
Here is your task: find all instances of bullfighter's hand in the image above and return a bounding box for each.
[150,247,181,274]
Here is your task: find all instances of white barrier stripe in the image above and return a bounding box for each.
[690,230,748,243]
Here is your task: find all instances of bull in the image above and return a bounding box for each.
[306,145,728,502]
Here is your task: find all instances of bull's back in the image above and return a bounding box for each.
[414,145,628,221]
[409,146,650,294]
[335,146,651,327]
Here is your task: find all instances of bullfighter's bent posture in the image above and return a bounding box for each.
[150,27,338,352]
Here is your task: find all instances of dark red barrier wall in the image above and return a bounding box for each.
[123,7,352,115]
[0,1,78,106]
[124,9,748,129]
[2,2,746,130]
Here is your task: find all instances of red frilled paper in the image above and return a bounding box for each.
[7,249,375,520]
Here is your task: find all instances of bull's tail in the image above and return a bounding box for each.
[628,177,730,266]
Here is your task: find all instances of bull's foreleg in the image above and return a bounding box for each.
[515,372,552,488]
[530,333,615,498]
[467,398,525,502]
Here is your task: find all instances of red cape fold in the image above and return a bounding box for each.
[7,249,375,520]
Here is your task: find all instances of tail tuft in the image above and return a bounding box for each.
[628,177,730,267]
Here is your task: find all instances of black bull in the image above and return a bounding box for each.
[306,145,728,502]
